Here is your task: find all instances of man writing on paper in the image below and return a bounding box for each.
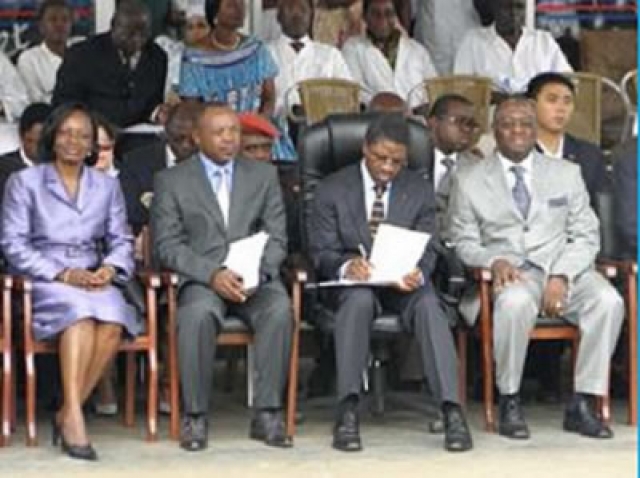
[151,103,293,451]
[309,114,473,453]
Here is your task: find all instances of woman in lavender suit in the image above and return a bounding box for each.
[0,103,138,461]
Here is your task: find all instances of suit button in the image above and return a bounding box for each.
[523,226,530,232]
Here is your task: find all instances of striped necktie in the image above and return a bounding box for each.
[511,165,531,219]
[369,184,386,239]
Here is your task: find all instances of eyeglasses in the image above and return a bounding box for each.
[368,150,406,168]
[437,115,480,131]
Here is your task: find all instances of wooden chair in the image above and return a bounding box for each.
[0,275,12,446]
[285,78,363,126]
[472,268,611,432]
[409,75,492,135]
[566,72,602,146]
[18,272,161,446]
[164,271,306,441]
[599,260,637,426]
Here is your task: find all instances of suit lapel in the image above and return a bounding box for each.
[484,155,522,220]
[227,159,250,238]
[528,153,551,221]
[43,164,79,209]
[345,166,373,249]
[189,157,226,229]
[387,170,411,223]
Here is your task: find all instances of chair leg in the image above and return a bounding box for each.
[626,270,637,426]
[124,352,136,428]
[146,348,158,442]
[370,359,386,417]
[246,345,254,409]
[479,282,495,432]
[25,351,37,446]
[286,292,301,439]
[457,329,467,407]
[167,285,180,441]
[2,353,11,446]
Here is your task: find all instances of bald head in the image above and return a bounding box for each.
[165,102,204,162]
[369,92,408,114]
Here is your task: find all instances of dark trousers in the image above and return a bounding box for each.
[176,280,292,414]
[332,284,460,405]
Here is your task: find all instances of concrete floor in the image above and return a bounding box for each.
[0,393,636,478]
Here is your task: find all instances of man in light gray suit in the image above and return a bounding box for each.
[449,96,623,440]
[151,103,293,451]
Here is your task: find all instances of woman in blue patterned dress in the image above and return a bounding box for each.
[179,0,296,159]
[1,103,137,461]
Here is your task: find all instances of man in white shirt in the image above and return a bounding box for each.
[0,52,29,122]
[453,0,572,97]
[267,0,353,117]
[341,0,438,107]
[17,0,74,103]
[413,0,480,75]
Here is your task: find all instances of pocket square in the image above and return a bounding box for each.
[548,196,568,207]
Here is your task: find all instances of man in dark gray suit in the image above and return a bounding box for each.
[151,104,292,451]
[450,96,623,440]
[309,114,473,453]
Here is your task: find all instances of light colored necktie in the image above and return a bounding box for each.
[216,168,230,226]
[438,156,455,192]
[510,165,531,219]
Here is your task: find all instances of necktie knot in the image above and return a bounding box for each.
[290,41,305,53]
[373,184,386,198]
[510,165,526,180]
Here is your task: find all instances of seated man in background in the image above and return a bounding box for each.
[0,51,29,121]
[449,96,623,440]
[526,72,605,211]
[52,0,167,127]
[268,0,353,119]
[0,102,52,198]
[309,114,472,453]
[151,103,293,451]
[454,0,571,99]
[239,112,279,162]
[341,0,437,108]
[119,101,203,238]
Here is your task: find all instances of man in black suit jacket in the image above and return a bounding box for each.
[119,102,203,236]
[526,72,606,210]
[52,0,167,128]
[0,102,52,199]
[612,137,637,259]
[309,114,472,453]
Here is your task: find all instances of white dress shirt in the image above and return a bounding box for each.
[413,0,480,75]
[165,145,177,169]
[17,43,62,103]
[0,52,28,121]
[433,148,459,191]
[498,152,534,192]
[267,34,353,116]
[454,25,573,93]
[341,33,438,107]
[537,135,565,159]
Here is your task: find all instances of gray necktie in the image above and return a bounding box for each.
[438,156,455,193]
[510,165,531,219]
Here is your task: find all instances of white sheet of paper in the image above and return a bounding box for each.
[223,232,269,290]
[314,224,431,288]
[368,224,431,282]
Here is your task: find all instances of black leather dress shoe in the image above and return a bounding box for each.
[180,415,208,451]
[498,395,530,439]
[250,410,293,448]
[443,406,473,452]
[563,395,613,439]
[332,408,362,452]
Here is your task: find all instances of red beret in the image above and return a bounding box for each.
[238,113,280,138]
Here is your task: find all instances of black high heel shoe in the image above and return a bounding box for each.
[51,416,98,461]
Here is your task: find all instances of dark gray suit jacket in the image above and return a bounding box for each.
[309,163,437,281]
[150,156,287,287]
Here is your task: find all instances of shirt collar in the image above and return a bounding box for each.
[166,145,176,168]
[19,147,33,167]
[434,148,458,164]
[536,135,565,159]
[199,153,234,177]
[282,34,311,48]
[498,151,534,176]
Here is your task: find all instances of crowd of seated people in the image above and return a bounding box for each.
[0,0,634,465]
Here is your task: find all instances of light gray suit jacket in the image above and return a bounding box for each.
[449,152,599,282]
[150,156,287,287]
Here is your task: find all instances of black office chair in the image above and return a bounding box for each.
[298,112,467,415]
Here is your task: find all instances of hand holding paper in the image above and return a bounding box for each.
[223,232,269,291]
